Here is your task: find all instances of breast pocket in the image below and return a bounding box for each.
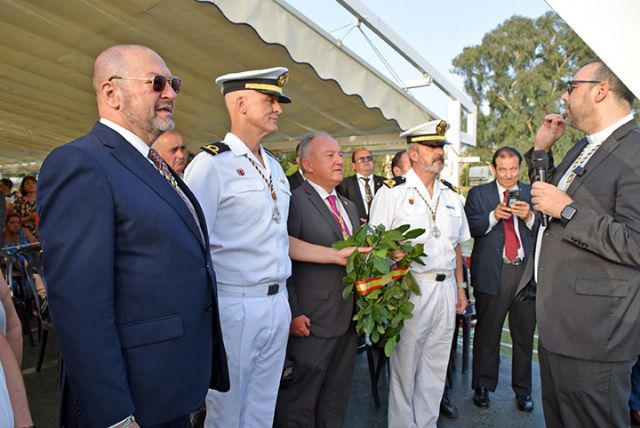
[228,179,264,224]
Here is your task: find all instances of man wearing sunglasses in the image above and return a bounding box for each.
[37,44,229,428]
[337,147,385,222]
[516,60,640,427]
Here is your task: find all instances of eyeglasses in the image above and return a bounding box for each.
[109,75,182,93]
[356,155,374,163]
[566,80,600,95]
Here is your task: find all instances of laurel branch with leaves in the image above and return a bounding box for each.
[333,223,426,357]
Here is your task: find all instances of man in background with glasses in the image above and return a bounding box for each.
[37,44,229,428]
[337,147,385,222]
[516,59,640,427]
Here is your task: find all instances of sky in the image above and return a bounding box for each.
[285,0,553,118]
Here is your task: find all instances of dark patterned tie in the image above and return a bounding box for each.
[503,189,521,260]
[148,148,205,244]
[361,177,373,208]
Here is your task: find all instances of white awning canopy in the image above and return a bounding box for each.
[0,0,448,172]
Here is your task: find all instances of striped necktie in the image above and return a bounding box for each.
[148,148,205,244]
[327,195,350,239]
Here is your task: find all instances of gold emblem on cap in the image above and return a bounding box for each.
[436,120,447,136]
[277,71,289,88]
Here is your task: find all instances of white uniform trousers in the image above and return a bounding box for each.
[388,275,456,428]
[205,285,291,428]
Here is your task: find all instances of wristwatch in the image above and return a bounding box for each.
[560,202,578,226]
[457,282,468,289]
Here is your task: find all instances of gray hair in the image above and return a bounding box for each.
[297,132,331,172]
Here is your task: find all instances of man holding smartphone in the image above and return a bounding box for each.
[464,147,536,412]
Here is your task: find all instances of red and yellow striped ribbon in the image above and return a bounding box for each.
[354,267,410,296]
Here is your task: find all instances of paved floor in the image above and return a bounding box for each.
[23,328,545,427]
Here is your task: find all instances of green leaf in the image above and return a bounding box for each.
[403,228,426,240]
[371,330,380,343]
[384,335,398,357]
[372,256,390,274]
[362,314,374,335]
[342,284,353,301]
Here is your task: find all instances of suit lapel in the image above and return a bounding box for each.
[96,124,205,248]
[340,194,360,234]
[565,121,637,196]
[349,176,366,217]
[303,182,345,241]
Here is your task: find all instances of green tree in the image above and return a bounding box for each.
[452,12,596,175]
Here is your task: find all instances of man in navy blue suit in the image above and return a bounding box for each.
[37,44,229,428]
[464,147,536,412]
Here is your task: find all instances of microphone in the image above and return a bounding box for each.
[531,150,550,227]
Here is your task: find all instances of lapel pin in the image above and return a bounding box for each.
[408,198,415,205]
[236,168,245,176]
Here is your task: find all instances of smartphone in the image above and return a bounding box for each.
[507,189,521,207]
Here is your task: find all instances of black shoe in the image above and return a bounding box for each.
[473,387,490,408]
[516,395,534,412]
[440,396,458,419]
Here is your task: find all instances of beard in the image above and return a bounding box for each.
[120,93,175,139]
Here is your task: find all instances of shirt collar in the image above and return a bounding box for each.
[100,118,150,158]
[587,113,634,145]
[307,179,335,200]
[224,132,271,174]
[495,181,519,195]
[405,168,442,196]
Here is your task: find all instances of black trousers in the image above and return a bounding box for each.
[539,342,634,428]
[472,263,536,396]
[274,329,358,428]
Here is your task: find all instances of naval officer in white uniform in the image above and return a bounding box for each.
[369,120,470,428]
[185,67,293,428]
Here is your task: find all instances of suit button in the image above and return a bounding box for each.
[205,303,213,312]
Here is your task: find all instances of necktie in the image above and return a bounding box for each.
[327,195,351,239]
[148,148,205,244]
[361,177,373,207]
[503,189,521,260]
[560,140,604,191]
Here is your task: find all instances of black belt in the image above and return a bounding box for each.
[503,258,524,266]
[267,284,279,295]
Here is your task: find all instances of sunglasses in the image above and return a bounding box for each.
[109,75,182,93]
[566,79,600,95]
[356,155,374,163]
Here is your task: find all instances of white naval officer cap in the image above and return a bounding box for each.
[214,66,291,103]
[400,120,450,146]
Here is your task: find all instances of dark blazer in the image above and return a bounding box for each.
[286,170,305,191]
[37,122,229,427]
[287,180,360,337]
[517,120,640,361]
[336,174,385,221]
[465,181,534,296]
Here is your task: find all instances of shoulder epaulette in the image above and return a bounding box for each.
[200,142,230,156]
[384,176,406,188]
[263,147,278,159]
[440,179,459,193]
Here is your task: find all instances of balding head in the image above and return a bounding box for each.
[223,89,283,147]
[153,130,187,174]
[93,44,177,145]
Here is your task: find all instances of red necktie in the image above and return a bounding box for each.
[503,189,521,260]
[327,195,351,239]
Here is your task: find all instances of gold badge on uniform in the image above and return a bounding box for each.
[236,168,245,176]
